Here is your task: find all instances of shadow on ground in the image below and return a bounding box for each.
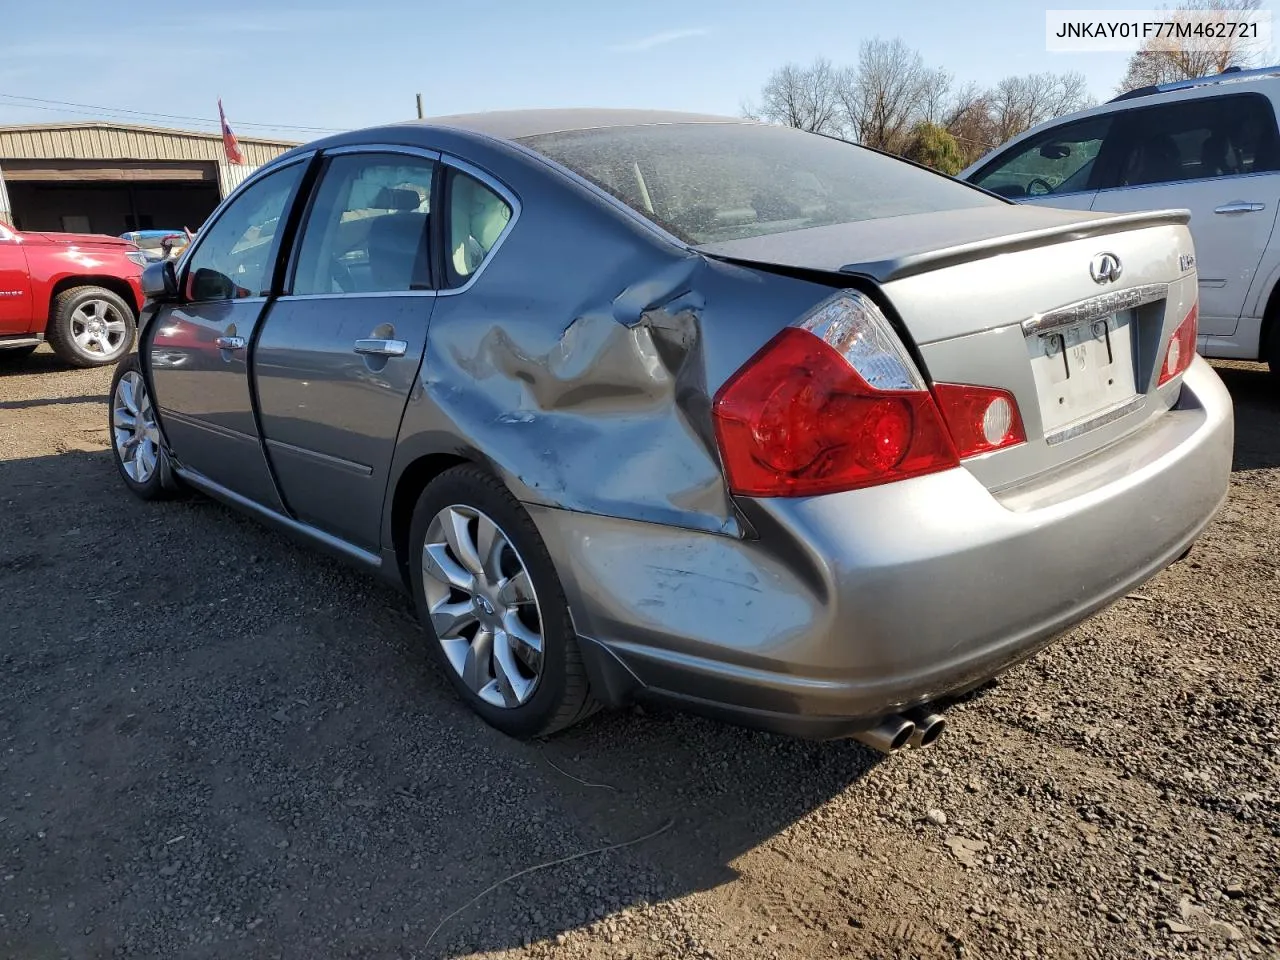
[0,447,883,960]
[1211,361,1279,472]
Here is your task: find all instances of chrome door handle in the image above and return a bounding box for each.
[1214,201,1266,214]
[354,338,408,357]
[214,336,247,350]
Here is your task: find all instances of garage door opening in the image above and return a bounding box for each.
[3,159,221,236]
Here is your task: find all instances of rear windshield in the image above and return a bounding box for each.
[519,122,1000,244]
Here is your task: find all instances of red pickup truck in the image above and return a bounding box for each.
[0,220,147,367]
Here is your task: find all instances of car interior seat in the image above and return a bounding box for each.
[366,187,430,291]
[451,176,511,278]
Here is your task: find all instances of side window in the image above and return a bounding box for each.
[1114,94,1280,188]
[447,170,513,286]
[184,163,303,302]
[292,154,434,296]
[971,116,1112,199]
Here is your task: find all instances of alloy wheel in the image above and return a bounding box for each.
[113,371,160,483]
[420,505,545,708]
[71,299,128,357]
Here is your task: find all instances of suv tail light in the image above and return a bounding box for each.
[1158,303,1198,386]
[931,383,1026,458]
[713,292,960,497]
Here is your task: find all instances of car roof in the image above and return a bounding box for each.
[414,108,750,141]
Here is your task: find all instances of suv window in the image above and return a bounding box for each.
[970,116,1111,199]
[293,153,434,295]
[447,170,512,285]
[1110,93,1280,188]
[184,162,303,301]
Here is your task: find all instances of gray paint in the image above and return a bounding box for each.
[136,113,1235,737]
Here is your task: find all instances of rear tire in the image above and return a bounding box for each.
[46,285,136,368]
[1268,322,1280,386]
[409,465,599,738]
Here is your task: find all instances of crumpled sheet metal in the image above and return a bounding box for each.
[429,257,742,535]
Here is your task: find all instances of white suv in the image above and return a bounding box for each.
[961,66,1280,380]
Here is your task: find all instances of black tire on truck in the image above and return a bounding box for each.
[45,285,136,368]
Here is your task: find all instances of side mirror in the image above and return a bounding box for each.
[1039,143,1071,160]
[190,267,235,302]
[141,260,179,302]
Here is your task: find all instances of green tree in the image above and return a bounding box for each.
[902,122,964,175]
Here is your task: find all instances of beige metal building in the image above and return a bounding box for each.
[0,122,297,235]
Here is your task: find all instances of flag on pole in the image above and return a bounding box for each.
[218,99,245,165]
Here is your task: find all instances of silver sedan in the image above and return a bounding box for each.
[110,110,1233,752]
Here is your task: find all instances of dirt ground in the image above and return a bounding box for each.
[1,347,1277,960]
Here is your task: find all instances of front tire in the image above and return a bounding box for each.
[109,354,181,500]
[409,465,598,738]
[46,285,136,368]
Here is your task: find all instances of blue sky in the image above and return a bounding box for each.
[0,0,1276,141]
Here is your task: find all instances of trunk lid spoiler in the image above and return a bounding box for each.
[695,206,1191,283]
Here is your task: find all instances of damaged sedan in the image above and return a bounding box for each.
[110,110,1233,751]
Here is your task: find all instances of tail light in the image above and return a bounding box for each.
[712,292,960,497]
[1158,303,1198,386]
[931,383,1026,458]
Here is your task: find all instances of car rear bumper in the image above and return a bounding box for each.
[529,357,1233,738]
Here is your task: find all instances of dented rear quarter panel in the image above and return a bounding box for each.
[383,129,836,545]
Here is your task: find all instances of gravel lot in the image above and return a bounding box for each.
[1,348,1277,960]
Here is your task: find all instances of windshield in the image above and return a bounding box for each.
[520,122,1001,244]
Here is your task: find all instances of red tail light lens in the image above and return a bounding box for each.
[932,383,1026,458]
[713,294,960,497]
[1158,303,1198,386]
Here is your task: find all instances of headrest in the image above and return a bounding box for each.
[371,187,422,212]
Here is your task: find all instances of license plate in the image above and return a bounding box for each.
[1028,313,1137,436]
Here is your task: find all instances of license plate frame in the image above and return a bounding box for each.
[1028,312,1138,436]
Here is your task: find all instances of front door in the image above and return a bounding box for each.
[147,158,310,508]
[1088,92,1280,338]
[253,150,439,550]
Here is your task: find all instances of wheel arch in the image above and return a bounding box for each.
[1261,275,1280,360]
[387,449,482,587]
[46,275,141,325]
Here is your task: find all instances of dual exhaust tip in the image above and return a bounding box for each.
[852,707,947,754]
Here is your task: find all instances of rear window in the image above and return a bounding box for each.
[519,122,1000,244]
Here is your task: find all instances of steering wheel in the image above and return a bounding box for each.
[1026,177,1054,197]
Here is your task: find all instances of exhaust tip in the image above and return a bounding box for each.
[852,715,916,753]
[903,707,948,748]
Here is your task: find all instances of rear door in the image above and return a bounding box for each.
[0,224,33,334]
[251,148,439,550]
[147,157,311,509]
[965,114,1114,212]
[1087,92,1280,338]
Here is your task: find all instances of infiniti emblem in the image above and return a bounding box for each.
[1090,252,1123,285]
[475,595,495,616]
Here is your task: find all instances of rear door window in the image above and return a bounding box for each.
[1108,93,1280,188]
[292,153,435,295]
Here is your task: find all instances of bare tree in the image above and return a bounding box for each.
[839,38,931,152]
[1119,0,1263,92]
[987,72,1092,143]
[944,82,998,165]
[745,58,846,135]
[918,67,954,126]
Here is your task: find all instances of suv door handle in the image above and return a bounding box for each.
[353,338,408,357]
[1214,201,1266,214]
[214,335,247,350]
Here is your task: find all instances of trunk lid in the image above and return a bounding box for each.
[700,206,1198,494]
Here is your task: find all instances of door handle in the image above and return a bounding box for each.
[1214,201,1266,214]
[214,335,247,350]
[354,338,408,357]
